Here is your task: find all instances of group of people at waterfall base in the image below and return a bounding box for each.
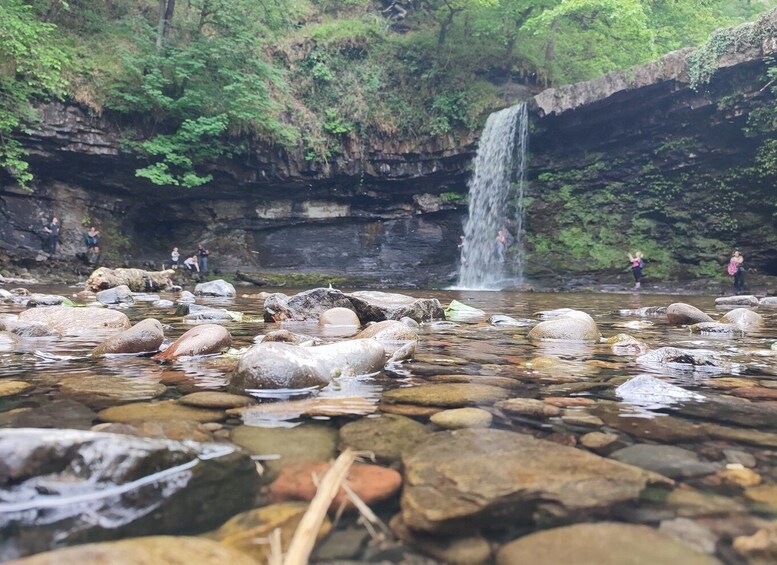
[171,243,209,275]
[43,217,100,265]
[42,216,210,274]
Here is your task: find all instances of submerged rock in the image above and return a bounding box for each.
[400,428,671,534]
[86,267,174,292]
[206,503,331,563]
[381,383,510,407]
[496,522,719,565]
[8,536,257,565]
[268,461,402,511]
[430,407,493,429]
[152,324,232,362]
[526,310,600,342]
[609,445,719,479]
[230,424,337,481]
[59,375,166,409]
[355,320,418,342]
[339,414,430,465]
[97,400,224,423]
[91,318,164,356]
[229,339,385,390]
[18,306,130,335]
[0,429,259,560]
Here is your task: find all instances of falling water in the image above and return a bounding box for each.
[457,103,529,290]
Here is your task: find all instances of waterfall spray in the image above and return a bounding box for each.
[457,103,529,290]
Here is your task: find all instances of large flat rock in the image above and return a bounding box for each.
[400,428,671,534]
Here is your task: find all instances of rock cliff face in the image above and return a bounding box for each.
[1,10,775,286]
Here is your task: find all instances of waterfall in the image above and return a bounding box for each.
[456,103,529,290]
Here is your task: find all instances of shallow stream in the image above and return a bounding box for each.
[2,285,777,562]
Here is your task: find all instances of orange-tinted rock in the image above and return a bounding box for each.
[268,460,402,512]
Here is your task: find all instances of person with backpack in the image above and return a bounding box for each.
[728,250,745,294]
[628,251,644,289]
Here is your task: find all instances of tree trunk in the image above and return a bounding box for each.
[155,0,176,49]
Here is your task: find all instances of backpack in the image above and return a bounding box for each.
[727,262,738,276]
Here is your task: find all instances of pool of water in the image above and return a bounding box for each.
[2,285,777,562]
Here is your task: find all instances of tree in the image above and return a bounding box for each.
[106,0,296,187]
[0,0,67,189]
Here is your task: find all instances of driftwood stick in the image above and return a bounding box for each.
[283,449,357,565]
[268,528,283,565]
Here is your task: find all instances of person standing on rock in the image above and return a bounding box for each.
[628,251,644,289]
[42,217,59,255]
[197,242,210,275]
[171,247,180,269]
[729,250,745,294]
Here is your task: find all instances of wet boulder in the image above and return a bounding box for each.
[637,347,730,371]
[263,288,444,323]
[194,279,236,298]
[25,294,69,307]
[96,284,134,305]
[347,290,444,322]
[666,303,713,325]
[356,320,419,342]
[319,307,360,326]
[527,310,600,342]
[0,428,260,560]
[400,428,670,534]
[183,308,234,324]
[720,308,764,331]
[229,339,386,390]
[715,295,759,307]
[18,306,130,335]
[91,318,165,356]
[86,267,174,292]
[152,324,232,362]
[616,375,704,409]
[689,322,744,335]
[263,288,354,322]
[0,319,58,338]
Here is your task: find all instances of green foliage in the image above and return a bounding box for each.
[2,0,775,190]
[0,0,68,189]
[687,11,774,89]
[133,115,229,187]
[439,191,468,203]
